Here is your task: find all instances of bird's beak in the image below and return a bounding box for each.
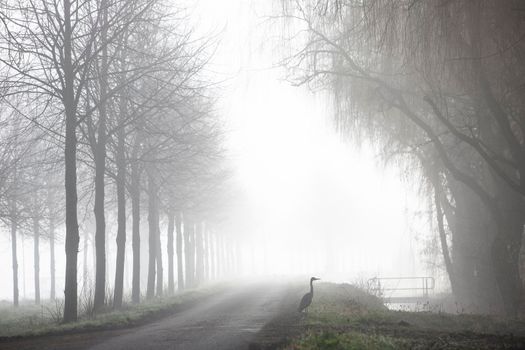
[314,277,321,281]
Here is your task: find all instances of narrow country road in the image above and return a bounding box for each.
[0,281,300,350]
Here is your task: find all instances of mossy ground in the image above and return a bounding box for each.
[284,282,525,349]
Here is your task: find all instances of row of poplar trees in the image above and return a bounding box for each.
[280,0,525,316]
[0,0,231,322]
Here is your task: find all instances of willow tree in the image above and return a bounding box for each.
[280,0,525,316]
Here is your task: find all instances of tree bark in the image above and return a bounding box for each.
[93,0,109,312]
[63,0,80,323]
[195,222,204,285]
[203,228,209,282]
[491,231,523,317]
[33,217,40,305]
[221,236,227,278]
[225,238,230,276]
[156,218,163,297]
[167,211,175,294]
[227,237,232,276]
[434,188,457,296]
[11,216,18,307]
[82,227,88,292]
[131,160,141,303]
[113,95,127,309]
[146,172,158,299]
[217,235,223,278]
[184,219,194,288]
[209,232,215,281]
[93,132,107,310]
[49,216,55,300]
[113,165,126,308]
[175,212,184,291]
[130,134,142,303]
[490,181,524,317]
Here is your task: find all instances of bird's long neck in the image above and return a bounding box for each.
[310,280,314,294]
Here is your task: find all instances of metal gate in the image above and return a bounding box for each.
[367,276,435,303]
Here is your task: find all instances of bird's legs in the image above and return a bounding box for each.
[300,307,308,319]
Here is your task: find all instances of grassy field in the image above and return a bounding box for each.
[0,286,218,338]
[284,282,525,349]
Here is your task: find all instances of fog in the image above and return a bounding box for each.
[0,0,432,302]
[188,0,432,279]
[2,1,524,347]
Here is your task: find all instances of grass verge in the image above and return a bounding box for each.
[0,285,219,339]
[284,282,525,349]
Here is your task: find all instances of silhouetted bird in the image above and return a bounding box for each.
[298,277,320,313]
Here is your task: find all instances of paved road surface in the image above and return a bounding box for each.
[0,281,299,350]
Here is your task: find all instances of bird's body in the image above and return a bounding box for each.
[298,277,320,313]
[298,292,313,312]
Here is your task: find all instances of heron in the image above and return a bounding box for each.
[298,277,320,313]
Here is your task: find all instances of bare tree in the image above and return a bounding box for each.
[0,0,109,321]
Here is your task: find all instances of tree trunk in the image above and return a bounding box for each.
[426,167,458,297]
[203,228,209,282]
[63,0,80,323]
[49,216,55,300]
[93,147,107,310]
[221,236,227,278]
[113,99,127,309]
[491,231,523,317]
[490,181,524,317]
[230,239,235,276]
[448,175,498,312]
[225,238,230,276]
[184,219,194,288]
[131,161,141,303]
[113,170,126,308]
[11,217,18,307]
[82,227,88,292]
[225,237,230,277]
[156,218,163,297]
[217,235,223,278]
[33,217,40,305]
[209,232,215,281]
[195,222,204,285]
[91,229,96,282]
[176,212,184,291]
[167,211,175,294]
[146,172,158,299]
[434,189,457,296]
[93,0,109,312]
[229,240,235,276]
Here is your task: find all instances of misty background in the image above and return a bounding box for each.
[0,0,434,302]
